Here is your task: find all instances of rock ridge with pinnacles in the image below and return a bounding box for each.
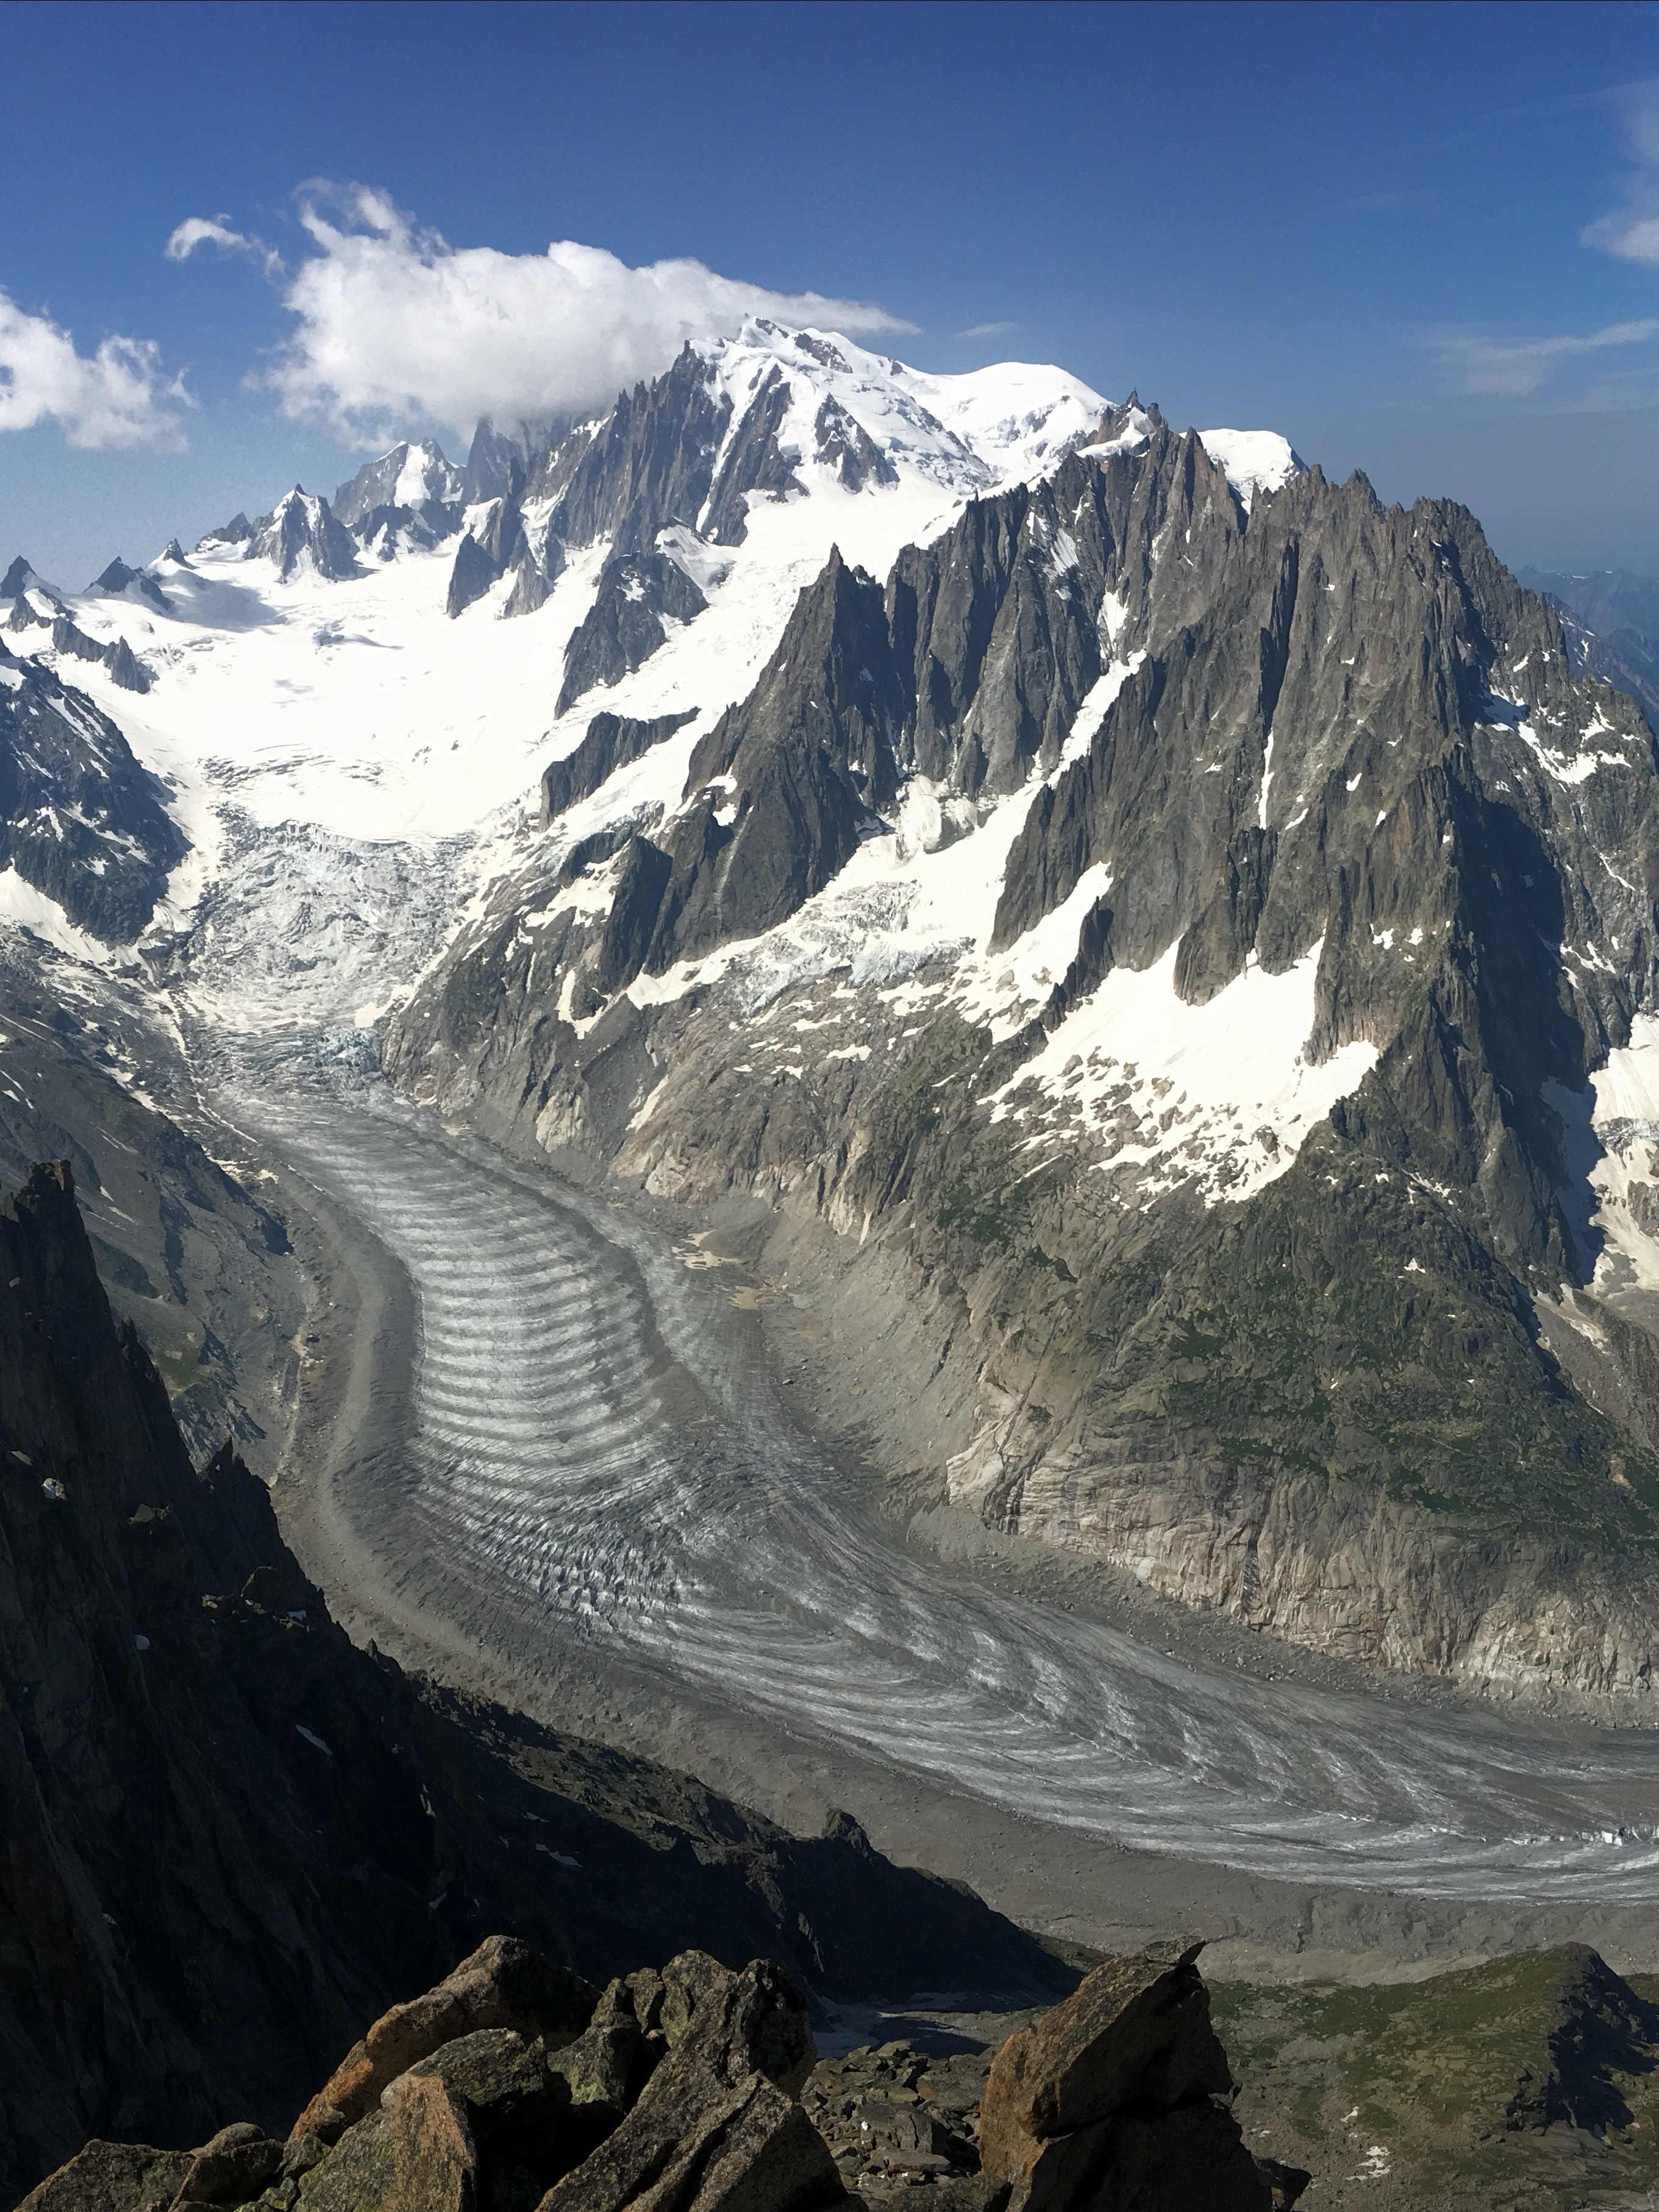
[12,307,1659,2208]
[7,319,1659,1709]
[21,1929,1309,2212]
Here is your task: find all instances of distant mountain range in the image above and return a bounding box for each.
[1520,563,1659,728]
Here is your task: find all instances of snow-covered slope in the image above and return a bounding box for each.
[0,322,1305,1066]
[334,438,463,525]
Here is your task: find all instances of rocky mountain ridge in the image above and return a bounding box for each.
[0,641,185,941]
[380,408,1659,1710]
[20,1931,1302,2212]
[2,324,1657,1712]
[1523,561,1659,732]
[0,1152,1069,2203]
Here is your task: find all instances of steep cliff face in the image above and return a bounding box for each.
[244,493,360,584]
[383,416,1659,1711]
[0,1163,1061,2201]
[0,645,187,941]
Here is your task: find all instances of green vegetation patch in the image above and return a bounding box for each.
[1213,1946,1659,2210]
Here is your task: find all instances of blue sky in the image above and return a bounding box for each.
[4,0,1659,581]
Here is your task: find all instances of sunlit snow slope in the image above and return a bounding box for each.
[3,321,1294,1066]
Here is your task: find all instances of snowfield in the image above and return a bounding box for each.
[2,319,1357,1200]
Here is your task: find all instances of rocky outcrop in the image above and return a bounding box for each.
[540,711,696,823]
[1535,572,1659,730]
[461,419,563,507]
[23,1942,1287,2212]
[541,1954,831,2211]
[245,493,359,583]
[90,558,171,613]
[813,396,897,493]
[445,499,562,621]
[976,1944,1286,2211]
[294,1938,596,2144]
[353,505,462,563]
[0,642,187,937]
[5,595,153,692]
[2,556,51,599]
[530,345,804,561]
[1505,1944,1659,2135]
[554,555,706,714]
[197,516,253,550]
[0,1159,1064,2199]
[334,444,464,531]
[543,547,903,998]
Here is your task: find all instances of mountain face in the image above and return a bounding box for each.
[7,584,151,694]
[0,642,186,939]
[5,317,1659,1712]
[333,440,465,528]
[0,1158,1063,2201]
[245,490,362,583]
[377,394,1659,1708]
[90,557,171,613]
[436,322,1106,644]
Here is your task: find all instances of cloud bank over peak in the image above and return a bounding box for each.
[176,184,919,440]
[0,290,190,450]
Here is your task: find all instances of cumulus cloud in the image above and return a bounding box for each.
[1429,318,1659,397]
[232,183,916,437]
[165,214,285,280]
[0,290,190,449]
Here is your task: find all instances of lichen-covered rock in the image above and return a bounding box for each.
[293,1939,596,2144]
[977,1946,1268,2212]
[547,1986,653,2122]
[538,2072,840,2212]
[979,1943,1228,2155]
[18,2143,194,2212]
[297,2075,476,2212]
[407,2030,563,2151]
[655,1952,740,2056]
[538,1957,832,2211]
[171,2125,285,2207]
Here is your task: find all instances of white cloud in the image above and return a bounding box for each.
[954,319,1018,340]
[249,183,916,438]
[1429,319,1659,397]
[0,290,190,449]
[165,214,285,280]
[1583,77,1659,264]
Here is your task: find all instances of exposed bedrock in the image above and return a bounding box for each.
[384,419,1659,1713]
[21,1920,1296,2212]
[0,1156,1069,2199]
[540,711,697,823]
[554,553,707,715]
[0,644,187,939]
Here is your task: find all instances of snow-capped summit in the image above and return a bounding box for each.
[245,488,360,583]
[692,319,1110,499]
[2,557,64,611]
[90,557,173,613]
[1197,427,1301,508]
[334,439,465,528]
